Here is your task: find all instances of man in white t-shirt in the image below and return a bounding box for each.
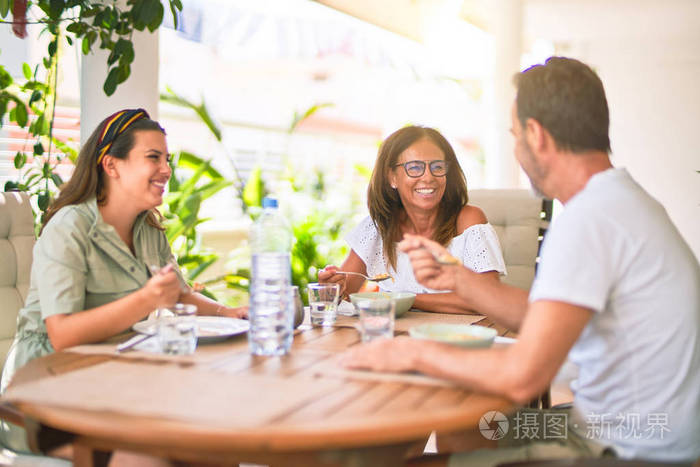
[343,57,700,465]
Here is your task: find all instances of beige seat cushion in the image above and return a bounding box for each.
[469,189,547,291]
[0,193,35,372]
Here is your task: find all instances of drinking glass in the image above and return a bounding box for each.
[307,283,340,326]
[356,298,395,342]
[158,303,198,355]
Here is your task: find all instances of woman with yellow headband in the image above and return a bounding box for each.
[1,109,248,393]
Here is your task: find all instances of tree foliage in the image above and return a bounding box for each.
[1,0,182,228]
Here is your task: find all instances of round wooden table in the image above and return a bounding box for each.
[6,313,515,466]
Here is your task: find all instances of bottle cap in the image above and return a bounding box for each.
[262,197,278,208]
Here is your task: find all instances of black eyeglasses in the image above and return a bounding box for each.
[393,160,449,178]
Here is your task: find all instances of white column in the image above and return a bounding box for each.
[80,28,159,144]
[484,0,522,188]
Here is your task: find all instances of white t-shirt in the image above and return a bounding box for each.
[530,168,700,461]
[346,216,506,293]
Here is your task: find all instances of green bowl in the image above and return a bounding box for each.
[349,292,416,317]
[408,324,497,348]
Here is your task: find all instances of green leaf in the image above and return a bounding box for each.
[160,88,222,141]
[82,37,90,54]
[30,114,42,134]
[25,173,41,188]
[129,0,145,29]
[48,40,57,57]
[147,1,164,32]
[187,256,218,280]
[37,192,51,211]
[65,36,73,46]
[93,8,105,28]
[242,166,266,209]
[110,38,133,66]
[0,0,10,17]
[50,173,64,188]
[22,63,31,80]
[117,64,130,84]
[65,21,81,33]
[34,142,44,156]
[81,6,99,18]
[105,6,118,28]
[29,90,42,106]
[194,179,231,201]
[169,0,179,29]
[0,66,12,89]
[51,137,78,162]
[176,161,212,201]
[0,99,7,127]
[4,181,19,191]
[14,102,28,127]
[139,0,158,27]
[176,152,223,179]
[49,0,65,21]
[13,152,27,169]
[289,102,334,133]
[103,67,120,96]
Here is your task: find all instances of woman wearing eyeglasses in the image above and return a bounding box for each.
[319,125,505,314]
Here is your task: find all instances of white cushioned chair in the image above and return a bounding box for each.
[0,192,34,374]
[0,192,71,465]
[469,189,552,291]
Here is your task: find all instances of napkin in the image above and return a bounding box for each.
[337,300,357,316]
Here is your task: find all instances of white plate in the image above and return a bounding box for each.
[133,316,249,343]
[408,323,497,348]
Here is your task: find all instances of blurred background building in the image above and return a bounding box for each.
[1,0,698,265]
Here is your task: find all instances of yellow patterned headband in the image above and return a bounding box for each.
[95,108,150,165]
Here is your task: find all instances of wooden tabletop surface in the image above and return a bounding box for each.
[5,311,517,466]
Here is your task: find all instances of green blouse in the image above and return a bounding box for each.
[1,198,181,392]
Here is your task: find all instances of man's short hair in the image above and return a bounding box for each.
[514,57,611,154]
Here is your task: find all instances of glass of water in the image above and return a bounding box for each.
[307,283,340,326]
[158,303,198,355]
[356,298,395,342]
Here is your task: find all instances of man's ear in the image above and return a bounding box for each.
[525,118,546,152]
[101,155,119,178]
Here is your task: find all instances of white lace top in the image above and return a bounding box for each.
[345,216,507,294]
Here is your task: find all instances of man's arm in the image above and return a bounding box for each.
[399,234,529,330]
[343,300,592,404]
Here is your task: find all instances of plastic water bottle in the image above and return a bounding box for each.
[248,197,294,356]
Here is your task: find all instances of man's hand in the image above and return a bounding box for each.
[341,336,421,373]
[398,234,459,292]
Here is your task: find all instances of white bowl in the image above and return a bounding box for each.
[349,292,416,317]
[408,324,497,348]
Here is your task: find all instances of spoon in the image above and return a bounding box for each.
[434,252,461,266]
[335,271,393,282]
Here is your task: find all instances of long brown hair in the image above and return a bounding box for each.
[42,116,166,233]
[367,126,468,270]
